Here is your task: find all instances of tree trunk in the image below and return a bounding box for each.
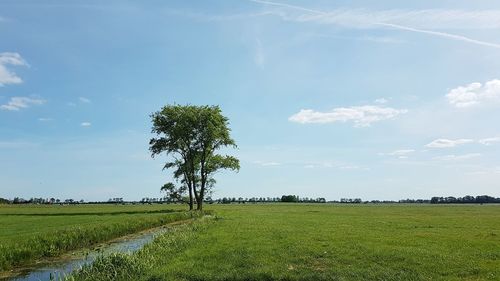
[188,183,193,210]
[184,170,194,211]
[197,197,203,211]
[189,158,201,209]
[197,177,207,211]
[198,156,206,211]
[192,184,201,208]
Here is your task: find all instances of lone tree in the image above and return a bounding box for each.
[150,104,239,211]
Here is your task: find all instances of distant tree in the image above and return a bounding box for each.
[150,104,240,211]
[281,195,299,203]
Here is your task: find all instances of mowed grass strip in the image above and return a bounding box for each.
[69,204,500,281]
[0,204,198,271]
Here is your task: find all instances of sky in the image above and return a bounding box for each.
[1,0,500,201]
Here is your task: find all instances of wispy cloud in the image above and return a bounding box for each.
[0,96,45,111]
[478,137,500,146]
[253,160,281,167]
[38,117,53,122]
[433,153,481,161]
[425,138,474,148]
[289,105,407,127]
[380,149,415,159]
[374,98,389,104]
[0,52,28,86]
[81,122,92,127]
[250,0,500,49]
[79,97,91,103]
[446,79,500,108]
[302,162,369,170]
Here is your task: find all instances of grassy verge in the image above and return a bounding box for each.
[67,204,500,281]
[67,215,217,281]
[0,210,202,271]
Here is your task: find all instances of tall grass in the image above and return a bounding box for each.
[0,211,204,271]
[67,216,216,281]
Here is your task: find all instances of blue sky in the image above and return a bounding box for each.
[1,0,500,201]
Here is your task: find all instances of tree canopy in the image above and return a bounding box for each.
[150,104,239,210]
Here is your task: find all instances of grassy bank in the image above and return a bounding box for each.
[0,204,197,271]
[69,204,500,281]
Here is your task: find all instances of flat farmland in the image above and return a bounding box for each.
[70,204,500,281]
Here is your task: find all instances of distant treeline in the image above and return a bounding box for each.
[429,195,500,204]
[7,197,85,204]
[1,195,499,205]
[208,195,500,204]
[217,195,327,204]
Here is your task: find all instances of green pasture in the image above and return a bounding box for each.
[71,204,500,281]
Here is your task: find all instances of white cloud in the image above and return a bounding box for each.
[380,149,415,159]
[289,105,407,127]
[433,153,481,161]
[81,122,92,127]
[478,137,500,146]
[425,138,474,148]
[250,0,500,49]
[79,97,91,103]
[0,52,27,86]
[253,160,281,167]
[0,96,45,111]
[389,149,414,156]
[446,79,500,108]
[38,117,53,122]
[374,98,388,104]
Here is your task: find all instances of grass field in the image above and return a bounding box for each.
[0,204,193,271]
[69,204,500,281]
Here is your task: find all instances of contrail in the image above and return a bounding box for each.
[249,0,500,49]
[376,23,500,49]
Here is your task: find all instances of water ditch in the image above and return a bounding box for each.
[1,224,172,281]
